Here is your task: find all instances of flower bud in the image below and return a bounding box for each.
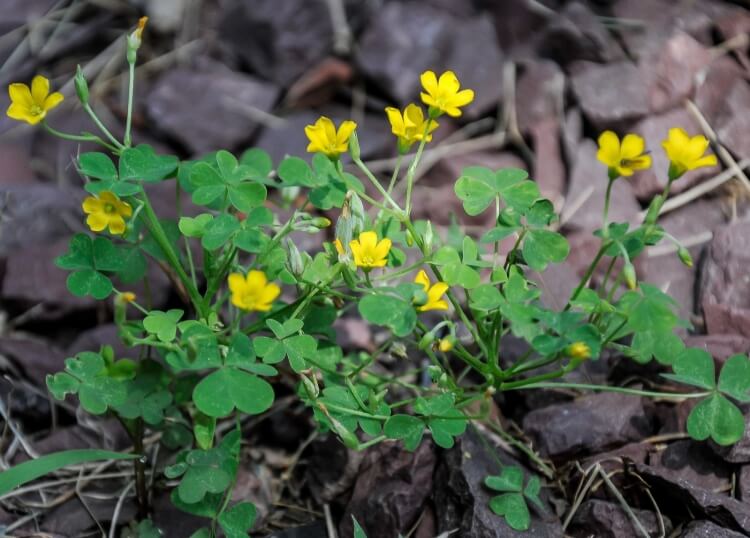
[285,238,305,277]
[419,332,436,350]
[623,262,637,290]
[423,221,434,256]
[405,230,414,247]
[438,336,455,353]
[282,185,301,205]
[677,246,693,268]
[74,65,89,105]
[301,374,319,399]
[126,16,148,63]
[566,341,591,360]
[349,131,361,161]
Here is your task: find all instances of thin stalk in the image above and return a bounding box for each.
[504,381,710,399]
[83,103,124,150]
[386,153,404,195]
[351,157,402,211]
[42,122,118,152]
[405,136,428,215]
[124,61,136,147]
[132,419,148,520]
[565,242,610,310]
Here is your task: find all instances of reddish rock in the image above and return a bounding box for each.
[516,60,565,134]
[146,63,279,155]
[570,61,649,131]
[530,118,565,207]
[356,2,504,119]
[684,334,750,363]
[699,220,750,336]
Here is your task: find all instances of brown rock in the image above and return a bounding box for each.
[568,499,671,538]
[356,2,503,118]
[476,0,551,58]
[650,440,732,493]
[516,60,565,134]
[699,220,750,336]
[0,336,66,386]
[680,520,747,538]
[339,440,436,538]
[684,334,750,363]
[570,61,649,131]
[563,140,641,232]
[146,63,279,155]
[530,118,565,207]
[522,392,654,458]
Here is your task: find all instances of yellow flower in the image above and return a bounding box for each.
[567,341,591,360]
[385,103,438,151]
[6,75,64,125]
[414,269,449,312]
[420,70,474,118]
[662,127,718,179]
[305,116,357,159]
[596,131,652,179]
[438,338,454,353]
[82,191,133,235]
[349,231,391,271]
[119,292,137,303]
[228,271,281,312]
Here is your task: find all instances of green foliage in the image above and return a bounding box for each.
[485,467,543,531]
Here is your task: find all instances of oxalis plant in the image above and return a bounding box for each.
[2,17,748,536]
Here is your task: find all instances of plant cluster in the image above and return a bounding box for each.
[3,18,749,536]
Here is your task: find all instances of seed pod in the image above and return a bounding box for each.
[623,262,637,290]
[677,246,693,268]
[74,65,89,105]
[349,131,361,161]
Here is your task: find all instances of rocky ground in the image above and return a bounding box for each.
[2,0,750,536]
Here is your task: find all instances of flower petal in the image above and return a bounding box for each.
[86,212,108,232]
[258,282,281,305]
[437,71,460,94]
[82,196,103,214]
[620,134,646,160]
[358,231,378,251]
[8,83,33,108]
[227,273,246,294]
[336,120,357,146]
[374,238,392,261]
[43,91,64,112]
[414,270,430,293]
[246,270,268,290]
[6,103,34,124]
[31,75,50,105]
[108,216,126,235]
[385,107,405,136]
[420,71,438,97]
[596,131,620,168]
[450,89,474,108]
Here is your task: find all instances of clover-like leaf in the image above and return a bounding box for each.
[218,502,257,538]
[718,354,750,403]
[489,493,530,531]
[358,294,416,337]
[143,309,184,343]
[662,348,715,390]
[485,467,524,492]
[193,367,274,418]
[78,152,117,182]
[119,144,178,182]
[384,415,425,451]
[202,214,240,250]
[687,393,744,446]
[522,229,569,271]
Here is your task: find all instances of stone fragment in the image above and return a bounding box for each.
[522,392,653,458]
[568,499,671,538]
[680,520,746,538]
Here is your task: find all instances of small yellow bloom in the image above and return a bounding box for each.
[438,338,454,353]
[228,271,281,312]
[596,131,652,179]
[305,116,357,159]
[82,191,133,235]
[119,292,137,303]
[134,16,148,40]
[349,231,391,271]
[420,70,474,118]
[6,75,64,125]
[333,238,345,255]
[662,127,718,179]
[567,341,591,360]
[414,269,449,312]
[385,103,438,151]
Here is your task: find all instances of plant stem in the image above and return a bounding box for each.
[351,158,402,212]
[503,381,710,399]
[132,418,148,520]
[602,178,615,235]
[42,122,118,152]
[139,190,205,317]
[83,103,124,150]
[387,153,404,195]
[565,242,610,310]
[405,136,428,215]
[124,61,136,147]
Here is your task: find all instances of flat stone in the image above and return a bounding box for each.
[356,2,503,118]
[147,64,279,155]
[0,336,66,387]
[516,60,565,134]
[713,413,750,464]
[650,440,732,493]
[530,118,565,207]
[570,61,649,131]
[568,499,671,538]
[339,440,436,538]
[680,520,746,538]
[699,220,750,336]
[522,392,653,458]
[217,0,340,87]
[475,0,551,58]
[563,140,641,232]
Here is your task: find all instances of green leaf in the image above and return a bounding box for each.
[489,493,530,531]
[662,348,716,390]
[687,393,745,446]
[143,309,184,342]
[254,337,287,364]
[55,234,94,270]
[240,148,273,181]
[278,156,314,186]
[352,516,368,538]
[117,247,147,283]
[219,502,257,538]
[229,182,266,213]
[358,294,416,337]
[78,152,117,181]
[202,214,240,250]
[179,214,214,238]
[718,354,750,403]
[67,269,112,299]
[384,415,425,451]
[193,368,274,418]
[485,467,524,492]
[469,284,503,311]
[0,449,138,497]
[522,229,569,271]
[193,413,216,450]
[526,199,556,227]
[284,334,317,372]
[267,318,304,339]
[454,166,497,215]
[46,372,80,400]
[119,144,178,182]
[455,167,539,216]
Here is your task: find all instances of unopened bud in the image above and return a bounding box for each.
[623,262,637,290]
[301,375,319,399]
[423,221,434,256]
[438,336,455,353]
[419,332,435,350]
[74,65,89,104]
[677,246,693,268]
[285,239,304,277]
[349,131,361,161]
[126,16,148,63]
[566,341,591,360]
